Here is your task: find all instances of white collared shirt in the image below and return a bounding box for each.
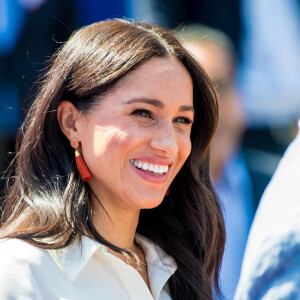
[0,234,176,299]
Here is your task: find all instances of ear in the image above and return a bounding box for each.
[57,101,81,141]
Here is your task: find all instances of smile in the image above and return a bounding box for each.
[130,159,169,175]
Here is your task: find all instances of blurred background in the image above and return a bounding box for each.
[1,0,300,299]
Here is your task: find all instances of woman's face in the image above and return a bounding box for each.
[77,57,194,212]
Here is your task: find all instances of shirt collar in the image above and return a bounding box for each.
[48,236,105,281]
[135,234,177,274]
[135,234,177,299]
[49,234,177,284]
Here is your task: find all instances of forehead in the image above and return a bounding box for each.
[108,57,194,106]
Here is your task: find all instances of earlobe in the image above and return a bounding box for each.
[57,101,80,141]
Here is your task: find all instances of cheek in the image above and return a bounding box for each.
[82,125,142,167]
[93,129,129,159]
[179,134,192,161]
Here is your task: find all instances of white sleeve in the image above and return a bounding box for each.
[235,131,300,299]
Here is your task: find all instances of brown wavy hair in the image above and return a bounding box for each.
[0,19,225,299]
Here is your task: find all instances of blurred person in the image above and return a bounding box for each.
[139,0,300,209]
[238,0,300,205]
[0,0,76,193]
[0,19,225,299]
[177,24,255,299]
[126,0,241,50]
[0,0,46,189]
[234,121,300,299]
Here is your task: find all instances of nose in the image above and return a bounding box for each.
[150,121,178,156]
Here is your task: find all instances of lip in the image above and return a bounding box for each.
[130,156,173,184]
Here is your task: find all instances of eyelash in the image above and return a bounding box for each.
[131,109,193,125]
[174,117,193,124]
[131,109,154,119]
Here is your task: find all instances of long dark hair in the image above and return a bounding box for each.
[0,19,225,299]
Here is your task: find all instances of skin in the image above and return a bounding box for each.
[57,57,194,288]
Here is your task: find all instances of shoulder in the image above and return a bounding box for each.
[0,238,47,267]
[244,132,300,259]
[0,239,51,299]
[235,231,300,299]
[235,133,300,299]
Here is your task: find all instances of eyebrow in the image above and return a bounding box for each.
[124,98,194,113]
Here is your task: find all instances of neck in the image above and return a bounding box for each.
[92,200,140,250]
[90,194,150,290]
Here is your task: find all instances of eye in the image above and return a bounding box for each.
[131,109,154,119]
[174,117,193,125]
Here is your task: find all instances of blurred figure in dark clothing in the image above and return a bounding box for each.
[0,0,76,193]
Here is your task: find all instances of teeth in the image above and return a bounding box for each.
[130,159,169,174]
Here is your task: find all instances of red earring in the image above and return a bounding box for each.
[165,188,170,196]
[70,138,92,182]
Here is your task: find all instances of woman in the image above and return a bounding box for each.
[0,19,225,299]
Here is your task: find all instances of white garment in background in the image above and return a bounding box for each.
[0,234,176,300]
[234,122,300,299]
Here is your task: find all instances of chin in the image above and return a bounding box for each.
[136,194,165,210]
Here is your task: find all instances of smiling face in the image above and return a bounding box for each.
[76,57,194,212]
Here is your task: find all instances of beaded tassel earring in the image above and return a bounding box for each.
[70,138,92,182]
